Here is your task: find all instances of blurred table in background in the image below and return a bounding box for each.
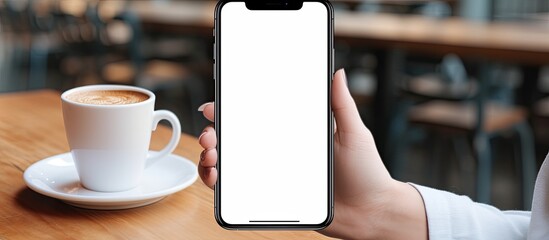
[336,0,457,4]
[129,1,215,36]
[334,0,459,11]
[335,12,549,150]
[525,12,549,23]
[335,12,549,64]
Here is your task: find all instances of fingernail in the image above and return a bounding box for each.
[198,102,213,111]
[340,68,348,87]
[198,131,207,142]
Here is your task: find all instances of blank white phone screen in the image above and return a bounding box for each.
[219,2,329,225]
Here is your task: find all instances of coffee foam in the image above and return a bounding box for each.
[66,90,149,105]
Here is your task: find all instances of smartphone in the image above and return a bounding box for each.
[214,0,334,229]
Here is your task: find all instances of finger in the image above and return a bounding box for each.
[198,126,216,149]
[198,166,217,189]
[332,69,366,133]
[198,102,215,122]
[200,148,218,168]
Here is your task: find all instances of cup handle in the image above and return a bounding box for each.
[146,110,181,168]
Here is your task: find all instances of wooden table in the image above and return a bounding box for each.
[335,12,549,65]
[0,90,328,239]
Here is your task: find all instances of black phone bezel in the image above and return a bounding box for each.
[245,1,303,10]
[213,0,334,230]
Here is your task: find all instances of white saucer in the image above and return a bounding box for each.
[23,151,198,210]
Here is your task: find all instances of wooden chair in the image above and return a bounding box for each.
[387,55,536,209]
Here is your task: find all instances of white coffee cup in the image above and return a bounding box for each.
[61,85,181,192]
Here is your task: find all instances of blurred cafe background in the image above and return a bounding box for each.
[1,0,549,211]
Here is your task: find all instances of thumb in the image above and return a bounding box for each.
[332,69,366,133]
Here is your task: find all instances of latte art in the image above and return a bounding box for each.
[67,90,149,105]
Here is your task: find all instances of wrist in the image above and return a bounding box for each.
[321,180,407,240]
[371,181,428,240]
[319,180,428,240]
[319,181,394,240]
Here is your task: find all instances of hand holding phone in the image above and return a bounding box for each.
[199,70,428,238]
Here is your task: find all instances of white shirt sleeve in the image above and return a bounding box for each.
[528,153,549,240]
[411,183,530,240]
[410,153,549,240]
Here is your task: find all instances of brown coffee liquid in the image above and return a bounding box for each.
[66,90,149,105]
